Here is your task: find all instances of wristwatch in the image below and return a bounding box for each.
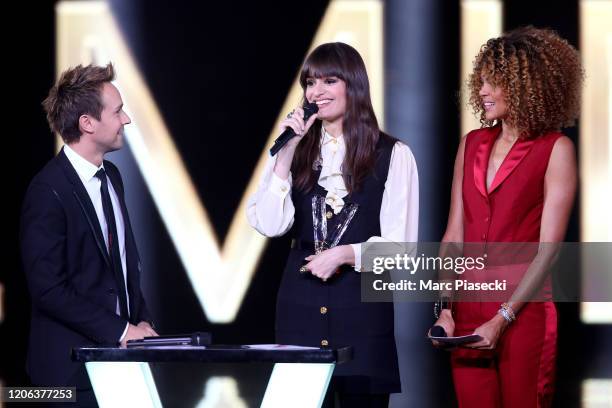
[434,296,452,319]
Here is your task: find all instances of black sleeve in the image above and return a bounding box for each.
[20,182,127,344]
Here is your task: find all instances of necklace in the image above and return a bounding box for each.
[312,133,324,171]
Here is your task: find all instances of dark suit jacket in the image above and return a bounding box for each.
[20,148,152,386]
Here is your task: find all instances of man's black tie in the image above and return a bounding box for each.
[95,168,129,319]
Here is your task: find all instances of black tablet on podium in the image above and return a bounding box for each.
[126,332,211,348]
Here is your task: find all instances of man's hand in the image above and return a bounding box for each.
[137,321,158,337]
[120,321,158,348]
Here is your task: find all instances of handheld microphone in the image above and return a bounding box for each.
[430,325,447,337]
[270,101,319,156]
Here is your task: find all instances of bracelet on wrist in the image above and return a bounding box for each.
[497,303,516,323]
[501,303,516,320]
[434,296,452,320]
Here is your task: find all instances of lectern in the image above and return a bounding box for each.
[72,345,352,407]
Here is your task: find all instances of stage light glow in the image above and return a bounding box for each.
[580,0,612,324]
[195,377,247,408]
[460,0,502,138]
[261,363,335,408]
[86,361,162,408]
[582,379,612,407]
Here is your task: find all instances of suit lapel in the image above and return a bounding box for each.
[488,137,535,194]
[58,149,111,268]
[473,126,499,198]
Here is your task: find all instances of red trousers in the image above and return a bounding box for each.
[451,302,557,407]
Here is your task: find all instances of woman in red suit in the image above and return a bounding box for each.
[431,26,583,407]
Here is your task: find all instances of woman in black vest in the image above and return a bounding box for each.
[248,42,419,407]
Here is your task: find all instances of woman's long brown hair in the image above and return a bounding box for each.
[292,42,382,193]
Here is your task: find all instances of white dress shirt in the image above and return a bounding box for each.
[63,144,130,340]
[247,127,419,270]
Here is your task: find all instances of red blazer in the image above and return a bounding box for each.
[462,124,562,244]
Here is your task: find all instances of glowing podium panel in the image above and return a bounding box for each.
[73,345,352,407]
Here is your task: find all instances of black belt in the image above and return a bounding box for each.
[291,239,356,250]
[291,239,316,251]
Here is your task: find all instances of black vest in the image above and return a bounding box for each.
[275,133,401,393]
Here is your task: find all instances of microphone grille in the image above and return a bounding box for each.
[303,101,319,119]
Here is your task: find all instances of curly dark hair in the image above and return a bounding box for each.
[467,26,583,138]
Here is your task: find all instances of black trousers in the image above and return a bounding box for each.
[322,383,389,408]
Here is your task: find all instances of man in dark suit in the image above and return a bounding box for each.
[20,63,157,404]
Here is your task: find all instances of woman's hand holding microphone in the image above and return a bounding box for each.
[273,106,318,180]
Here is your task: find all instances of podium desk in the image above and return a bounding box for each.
[73,345,352,408]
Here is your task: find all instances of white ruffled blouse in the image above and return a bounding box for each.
[247,126,419,271]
